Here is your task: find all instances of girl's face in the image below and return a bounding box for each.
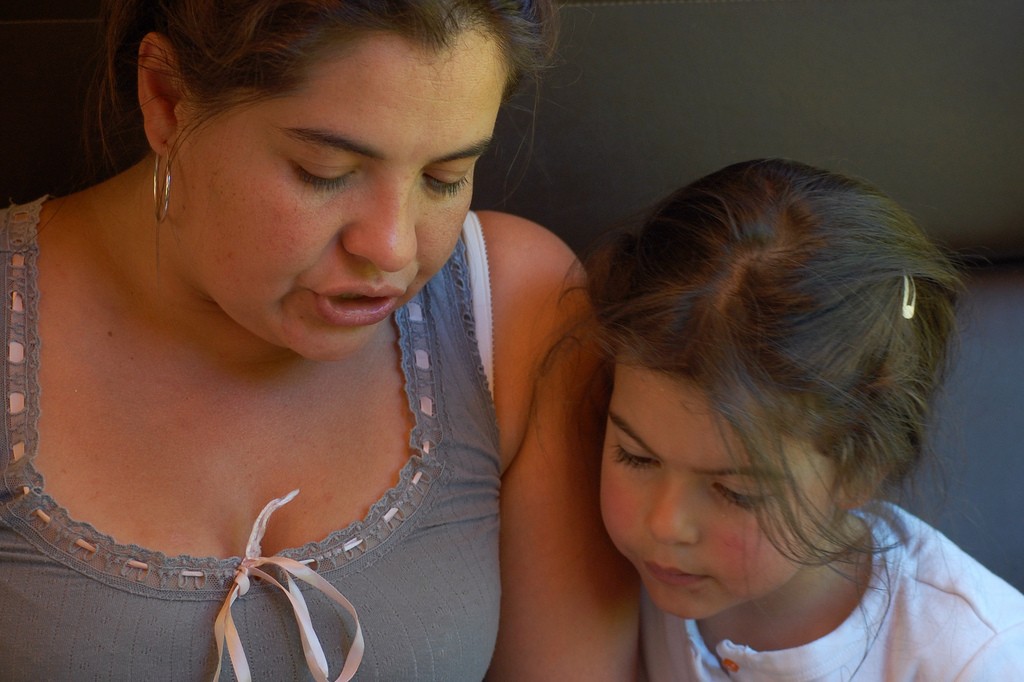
[161,30,506,360]
[600,365,849,642]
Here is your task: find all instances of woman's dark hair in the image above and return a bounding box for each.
[91,0,556,172]
[587,158,962,564]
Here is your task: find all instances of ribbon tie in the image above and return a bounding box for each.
[213,490,364,682]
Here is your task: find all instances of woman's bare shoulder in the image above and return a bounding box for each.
[475,209,578,278]
[473,210,584,465]
[476,210,640,680]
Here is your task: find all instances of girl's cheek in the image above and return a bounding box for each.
[721,525,787,579]
[720,531,747,554]
[600,476,640,548]
[717,525,762,564]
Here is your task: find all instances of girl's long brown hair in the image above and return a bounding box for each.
[587,158,961,564]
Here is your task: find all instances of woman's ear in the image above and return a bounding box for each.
[137,32,184,156]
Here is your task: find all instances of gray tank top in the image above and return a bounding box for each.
[0,198,502,680]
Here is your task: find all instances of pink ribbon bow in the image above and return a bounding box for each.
[213,490,364,682]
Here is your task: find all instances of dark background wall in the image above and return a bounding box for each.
[1,2,103,203]
[475,1,1024,264]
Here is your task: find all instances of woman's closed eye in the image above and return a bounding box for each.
[424,173,471,198]
[296,165,351,193]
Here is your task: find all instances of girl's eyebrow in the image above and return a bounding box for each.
[282,126,492,163]
[693,465,781,479]
[609,410,658,456]
[608,410,780,479]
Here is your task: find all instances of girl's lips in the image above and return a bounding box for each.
[645,562,706,588]
[313,292,399,327]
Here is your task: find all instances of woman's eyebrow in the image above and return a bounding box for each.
[284,126,380,158]
[282,126,492,163]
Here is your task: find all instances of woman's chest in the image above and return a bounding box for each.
[33,357,417,557]
[0,455,501,681]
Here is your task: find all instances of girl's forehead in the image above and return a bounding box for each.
[610,365,713,418]
[609,365,728,456]
[609,364,831,481]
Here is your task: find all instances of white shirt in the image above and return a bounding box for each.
[640,504,1024,681]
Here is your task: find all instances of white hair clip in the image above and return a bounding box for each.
[901,274,916,320]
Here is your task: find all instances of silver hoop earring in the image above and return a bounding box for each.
[153,154,172,223]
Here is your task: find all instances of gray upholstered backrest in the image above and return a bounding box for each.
[475,0,1024,261]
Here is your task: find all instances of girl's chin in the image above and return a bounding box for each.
[642,577,726,622]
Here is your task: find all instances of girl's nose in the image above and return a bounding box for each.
[647,483,699,546]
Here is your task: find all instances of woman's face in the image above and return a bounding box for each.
[600,365,846,640]
[162,30,506,360]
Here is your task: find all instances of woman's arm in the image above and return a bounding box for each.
[478,210,638,680]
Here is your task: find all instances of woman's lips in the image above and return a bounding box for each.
[645,562,706,588]
[312,292,399,327]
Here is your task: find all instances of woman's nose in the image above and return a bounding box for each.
[340,188,418,274]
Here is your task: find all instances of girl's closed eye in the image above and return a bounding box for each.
[713,481,762,511]
[612,445,657,469]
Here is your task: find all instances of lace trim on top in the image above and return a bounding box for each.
[0,199,452,599]
[1,199,43,487]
